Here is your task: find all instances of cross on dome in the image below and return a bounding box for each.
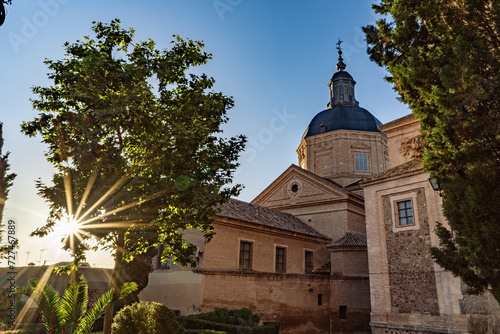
[336,38,346,71]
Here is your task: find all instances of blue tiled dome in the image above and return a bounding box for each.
[303,106,383,138]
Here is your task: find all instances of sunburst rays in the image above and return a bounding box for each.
[53,162,167,255]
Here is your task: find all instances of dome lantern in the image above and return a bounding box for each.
[328,39,359,109]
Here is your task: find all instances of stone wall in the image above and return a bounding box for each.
[371,328,435,334]
[286,202,351,244]
[382,188,440,316]
[347,207,366,234]
[330,277,371,334]
[300,130,388,187]
[204,220,330,274]
[378,115,420,169]
[201,270,331,333]
[462,284,500,334]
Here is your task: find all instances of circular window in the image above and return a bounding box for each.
[287,180,302,197]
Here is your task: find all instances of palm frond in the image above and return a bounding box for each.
[119,282,138,299]
[75,288,114,334]
[29,279,63,334]
[75,282,138,334]
[60,275,88,333]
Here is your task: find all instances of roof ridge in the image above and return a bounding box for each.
[218,198,329,239]
[330,231,367,247]
[289,164,362,198]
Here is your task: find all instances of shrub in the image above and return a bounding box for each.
[182,308,278,334]
[182,330,226,334]
[191,308,261,327]
[111,301,179,334]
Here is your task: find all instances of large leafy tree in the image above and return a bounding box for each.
[363,1,500,302]
[0,122,17,256]
[21,19,245,332]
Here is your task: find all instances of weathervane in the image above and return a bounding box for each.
[336,39,343,52]
[335,38,346,71]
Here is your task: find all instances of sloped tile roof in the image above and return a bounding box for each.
[218,199,329,239]
[362,159,423,185]
[312,261,331,274]
[329,231,367,247]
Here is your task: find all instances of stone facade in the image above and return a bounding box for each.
[378,115,420,168]
[371,327,438,334]
[251,164,366,243]
[141,56,385,333]
[362,113,500,334]
[297,129,388,187]
[362,158,476,333]
[142,59,497,333]
[382,188,440,316]
[141,199,372,333]
[201,271,332,333]
[205,210,331,273]
[330,277,372,334]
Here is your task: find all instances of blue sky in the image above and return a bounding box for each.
[0,0,409,268]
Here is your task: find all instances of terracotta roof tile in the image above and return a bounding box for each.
[329,231,367,247]
[218,199,329,239]
[312,261,331,274]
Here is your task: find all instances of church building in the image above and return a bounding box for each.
[141,43,382,334]
[140,43,499,333]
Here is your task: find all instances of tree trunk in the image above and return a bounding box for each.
[103,231,125,334]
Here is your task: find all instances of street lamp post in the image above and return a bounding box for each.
[39,249,46,266]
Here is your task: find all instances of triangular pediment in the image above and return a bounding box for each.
[251,165,352,208]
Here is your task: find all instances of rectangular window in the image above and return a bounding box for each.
[239,241,253,269]
[344,85,349,101]
[459,299,465,314]
[396,200,414,226]
[339,306,347,320]
[275,247,286,273]
[354,153,368,171]
[305,251,313,273]
[318,294,323,306]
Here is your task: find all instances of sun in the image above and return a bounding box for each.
[54,214,83,241]
[57,216,81,236]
